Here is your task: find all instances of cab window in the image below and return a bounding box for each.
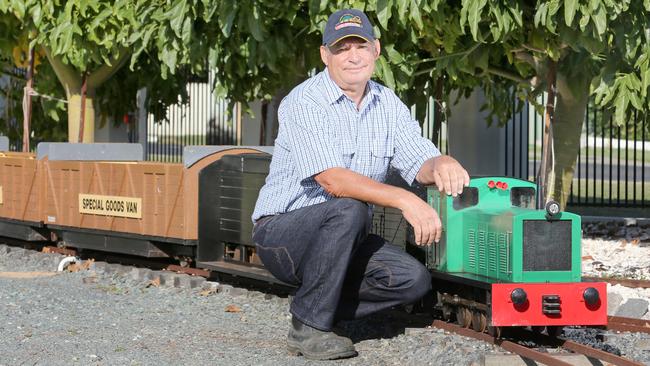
[453,187,479,210]
[511,187,536,208]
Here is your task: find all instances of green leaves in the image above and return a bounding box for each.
[167,0,188,39]
[564,0,578,25]
[460,0,487,40]
[376,0,392,29]
[219,0,238,37]
[308,0,327,16]
[409,0,423,30]
[375,55,396,89]
[246,2,265,42]
[0,0,648,138]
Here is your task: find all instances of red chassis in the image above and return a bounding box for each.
[490,282,608,327]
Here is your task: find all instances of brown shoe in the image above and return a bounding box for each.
[287,317,357,360]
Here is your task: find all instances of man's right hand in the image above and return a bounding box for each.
[397,192,442,246]
[315,168,442,246]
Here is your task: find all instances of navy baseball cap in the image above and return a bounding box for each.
[322,9,376,47]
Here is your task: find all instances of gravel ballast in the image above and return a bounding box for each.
[1,239,649,365]
[0,244,496,365]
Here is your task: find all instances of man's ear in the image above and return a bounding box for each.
[320,45,329,66]
[374,40,381,59]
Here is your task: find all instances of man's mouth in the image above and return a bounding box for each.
[345,65,366,72]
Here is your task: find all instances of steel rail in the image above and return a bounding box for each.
[42,246,212,278]
[607,316,650,335]
[609,316,650,327]
[165,264,210,278]
[582,276,650,289]
[560,339,644,366]
[432,320,574,366]
[432,320,645,366]
[499,340,574,366]
[42,246,77,256]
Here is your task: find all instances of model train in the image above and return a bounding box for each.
[0,143,606,334]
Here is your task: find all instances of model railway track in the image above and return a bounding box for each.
[5,242,650,365]
[42,245,212,277]
[432,320,645,366]
[38,244,650,338]
[39,244,297,294]
[583,276,650,289]
[608,315,650,334]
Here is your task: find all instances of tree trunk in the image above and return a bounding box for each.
[43,47,129,143]
[67,91,96,143]
[544,70,590,208]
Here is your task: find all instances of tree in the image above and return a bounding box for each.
[2,1,649,208]
[186,0,650,208]
[0,0,219,143]
[302,1,650,208]
[1,14,68,145]
[0,0,327,143]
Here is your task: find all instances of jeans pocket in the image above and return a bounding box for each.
[255,244,301,285]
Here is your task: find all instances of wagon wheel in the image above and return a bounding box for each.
[455,307,472,328]
[471,311,487,333]
[487,326,502,338]
[441,305,453,321]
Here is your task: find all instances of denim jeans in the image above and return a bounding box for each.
[252,198,432,331]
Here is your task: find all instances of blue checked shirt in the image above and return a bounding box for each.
[252,69,440,222]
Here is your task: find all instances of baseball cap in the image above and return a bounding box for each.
[322,9,376,47]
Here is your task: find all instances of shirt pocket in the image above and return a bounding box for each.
[336,137,356,169]
[369,138,394,182]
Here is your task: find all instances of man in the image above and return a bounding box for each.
[252,8,469,360]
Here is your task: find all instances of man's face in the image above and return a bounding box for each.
[320,37,381,90]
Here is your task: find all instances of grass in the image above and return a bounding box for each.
[568,179,650,204]
[578,146,650,164]
[527,144,650,164]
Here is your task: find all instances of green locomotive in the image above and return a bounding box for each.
[424,177,606,333]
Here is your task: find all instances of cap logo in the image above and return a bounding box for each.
[334,14,362,30]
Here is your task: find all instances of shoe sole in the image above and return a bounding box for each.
[287,341,357,360]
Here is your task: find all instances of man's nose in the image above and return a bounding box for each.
[347,47,361,62]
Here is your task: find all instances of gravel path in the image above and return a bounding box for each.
[0,244,495,365]
[1,241,649,365]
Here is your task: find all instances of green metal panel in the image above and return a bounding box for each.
[427,177,581,284]
[513,210,582,283]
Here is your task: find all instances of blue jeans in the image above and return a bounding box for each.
[252,198,432,331]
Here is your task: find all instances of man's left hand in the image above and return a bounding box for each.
[416,156,470,197]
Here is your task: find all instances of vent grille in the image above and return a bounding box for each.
[498,232,510,275]
[467,229,476,269]
[487,232,497,272]
[477,229,487,271]
[523,220,572,271]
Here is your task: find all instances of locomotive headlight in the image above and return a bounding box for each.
[510,288,527,306]
[583,287,600,306]
[545,200,560,217]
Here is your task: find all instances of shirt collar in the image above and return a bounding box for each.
[322,68,381,106]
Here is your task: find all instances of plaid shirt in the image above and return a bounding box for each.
[252,69,440,222]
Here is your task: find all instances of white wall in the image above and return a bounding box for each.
[94,116,129,143]
[447,89,507,176]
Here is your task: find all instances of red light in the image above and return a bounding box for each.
[502,182,508,190]
[488,180,495,188]
[496,181,503,189]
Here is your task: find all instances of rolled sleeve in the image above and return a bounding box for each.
[281,100,345,182]
[391,107,441,185]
